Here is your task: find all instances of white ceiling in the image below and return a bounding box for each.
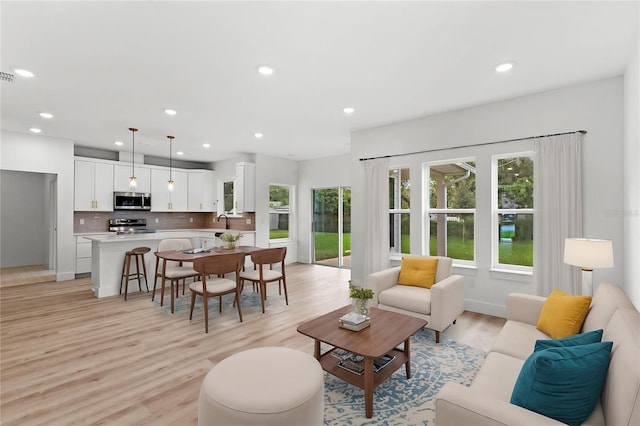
[1,1,638,163]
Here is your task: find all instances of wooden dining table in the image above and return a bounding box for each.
[154,245,266,313]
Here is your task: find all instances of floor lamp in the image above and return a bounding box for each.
[563,238,614,296]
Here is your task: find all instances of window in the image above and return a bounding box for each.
[426,160,476,264]
[269,184,293,240]
[389,168,410,255]
[222,179,235,214]
[493,153,534,270]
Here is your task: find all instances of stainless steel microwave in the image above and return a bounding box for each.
[113,192,151,210]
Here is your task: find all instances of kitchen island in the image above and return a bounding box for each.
[83,229,255,298]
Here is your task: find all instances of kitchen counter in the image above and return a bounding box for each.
[80,228,254,240]
[85,229,255,298]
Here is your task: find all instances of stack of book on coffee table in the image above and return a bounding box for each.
[331,348,395,375]
[338,312,370,331]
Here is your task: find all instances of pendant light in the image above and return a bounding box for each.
[167,135,175,192]
[128,127,138,190]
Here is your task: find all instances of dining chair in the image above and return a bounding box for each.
[190,252,245,333]
[153,238,200,312]
[239,247,287,313]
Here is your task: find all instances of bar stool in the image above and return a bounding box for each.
[120,246,151,300]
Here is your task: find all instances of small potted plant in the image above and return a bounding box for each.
[219,232,243,249]
[349,281,374,316]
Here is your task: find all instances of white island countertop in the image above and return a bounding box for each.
[85,229,255,298]
[83,228,254,243]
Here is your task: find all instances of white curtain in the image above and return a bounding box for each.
[363,157,390,284]
[533,132,583,295]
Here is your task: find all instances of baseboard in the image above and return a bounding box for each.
[464,299,506,318]
[56,271,76,281]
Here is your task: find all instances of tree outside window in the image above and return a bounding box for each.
[494,154,534,268]
[427,161,476,263]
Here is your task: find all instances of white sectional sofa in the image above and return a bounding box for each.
[436,282,640,425]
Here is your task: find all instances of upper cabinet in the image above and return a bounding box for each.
[188,170,216,212]
[151,168,187,211]
[235,162,255,213]
[74,159,113,211]
[74,157,216,213]
[113,164,151,193]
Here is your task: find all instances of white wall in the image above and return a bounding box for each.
[351,77,625,316]
[0,170,48,267]
[0,131,75,280]
[624,42,640,310]
[298,154,352,263]
[254,154,299,262]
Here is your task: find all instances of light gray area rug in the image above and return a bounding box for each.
[323,329,486,425]
[152,284,287,314]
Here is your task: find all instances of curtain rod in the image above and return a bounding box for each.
[358,129,587,161]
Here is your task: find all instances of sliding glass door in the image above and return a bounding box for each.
[312,187,351,268]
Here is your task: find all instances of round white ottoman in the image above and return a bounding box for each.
[198,346,325,426]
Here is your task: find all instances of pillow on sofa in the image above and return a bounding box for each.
[511,341,613,426]
[397,257,438,289]
[537,289,592,338]
[534,329,603,352]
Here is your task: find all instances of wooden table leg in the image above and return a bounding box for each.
[405,337,412,379]
[364,356,374,418]
[314,339,321,360]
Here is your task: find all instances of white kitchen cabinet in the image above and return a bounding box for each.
[113,164,151,193]
[188,170,216,212]
[151,168,188,211]
[235,162,255,213]
[74,159,114,211]
[76,236,93,274]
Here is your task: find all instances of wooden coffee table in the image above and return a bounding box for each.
[297,305,427,418]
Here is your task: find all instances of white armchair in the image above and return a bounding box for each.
[368,256,464,343]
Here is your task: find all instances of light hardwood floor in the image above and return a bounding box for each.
[0,265,56,288]
[0,264,505,426]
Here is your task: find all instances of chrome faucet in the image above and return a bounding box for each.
[217,214,229,229]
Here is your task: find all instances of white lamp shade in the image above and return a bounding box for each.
[564,238,614,269]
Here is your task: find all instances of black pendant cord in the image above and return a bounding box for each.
[358,129,587,161]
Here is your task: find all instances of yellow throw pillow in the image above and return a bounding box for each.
[397,257,438,289]
[537,289,592,338]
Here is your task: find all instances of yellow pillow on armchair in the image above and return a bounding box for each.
[537,289,592,338]
[397,257,439,289]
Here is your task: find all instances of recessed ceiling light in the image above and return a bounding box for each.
[29,127,42,133]
[164,109,177,115]
[176,151,184,156]
[254,133,263,138]
[258,65,274,76]
[495,62,514,72]
[202,143,210,148]
[343,107,355,114]
[15,68,35,78]
[114,141,124,146]
[39,112,54,119]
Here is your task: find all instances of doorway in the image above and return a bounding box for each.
[312,187,351,268]
[0,170,57,286]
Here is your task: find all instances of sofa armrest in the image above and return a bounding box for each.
[368,267,401,306]
[429,274,465,332]
[436,383,564,426]
[506,293,546,325]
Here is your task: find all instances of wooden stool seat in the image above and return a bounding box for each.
[120,246,151,300]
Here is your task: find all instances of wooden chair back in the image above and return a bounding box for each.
[193,253,245,278]
[249,247,287,268]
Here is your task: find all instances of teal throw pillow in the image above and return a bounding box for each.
[510,341,613,426]
[534,329,603,352]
